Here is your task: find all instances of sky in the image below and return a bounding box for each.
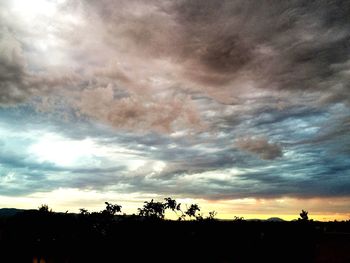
[0,0,350,221]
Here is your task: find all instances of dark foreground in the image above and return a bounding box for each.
[1,211,349,263]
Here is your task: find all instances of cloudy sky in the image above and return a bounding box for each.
[0,0,349,220]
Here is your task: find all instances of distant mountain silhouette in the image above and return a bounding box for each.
[267,217,285,222]
[245,217,285,222]
[0,208,25,217]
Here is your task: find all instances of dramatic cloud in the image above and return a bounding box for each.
[236,137,283,160]
[0,26,29,104]
[0,0,350,219]
[76,86,200,132]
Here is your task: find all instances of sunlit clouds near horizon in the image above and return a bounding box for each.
[0,0,350,220]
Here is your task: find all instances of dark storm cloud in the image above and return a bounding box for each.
[1,0,350,203]
[236,137,283,160]
[0,103,345,199]
[2,0,350,106]
[0,26,30,104]
[67,0,350,109]
[127,145,350,200]
[171,0,350,96]
[2,0,350,125]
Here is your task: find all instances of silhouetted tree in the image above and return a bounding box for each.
[207,211,218,220]
[164,197,185,220]
[102,202,122,216]
[185,204,201,220]
[164,197,177,211]
[79,208,89,215]
[233,216,244,222]
[138,199,165,219]
[299,210,309,221]
[38,204,52,213]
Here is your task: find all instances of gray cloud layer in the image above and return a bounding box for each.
[236,137,282,160]
[0,0,350,201]
[2,0,350,112]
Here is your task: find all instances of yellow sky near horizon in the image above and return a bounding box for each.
[1,188,349,222]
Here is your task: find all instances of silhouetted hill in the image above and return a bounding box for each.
[245,217,285,222]
[0,208,25,217]
[266,217,285,222]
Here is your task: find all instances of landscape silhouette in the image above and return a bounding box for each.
[1,198,349,263]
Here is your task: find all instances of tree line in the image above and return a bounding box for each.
[38,197,310,221]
